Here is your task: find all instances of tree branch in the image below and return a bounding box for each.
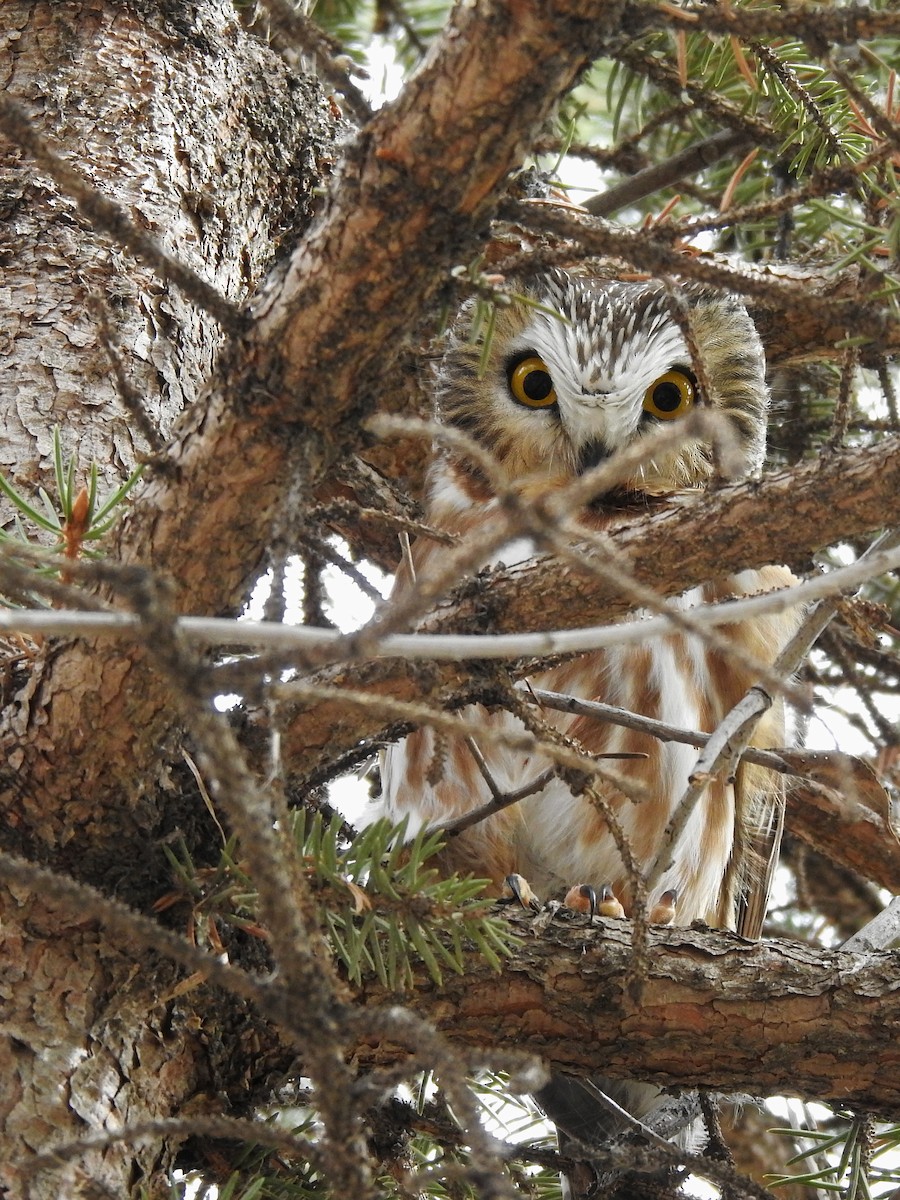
[119,0,627,616]
[4,0,631,845]
[3,536,896,654]
[787,779,900,894]
[355,909,900,1119]
[584,129,753,217]
[503,200,899,365]
[278,436,900,778]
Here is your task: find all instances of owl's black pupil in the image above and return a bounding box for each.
[524,369,553,402]
[652,381,682,412]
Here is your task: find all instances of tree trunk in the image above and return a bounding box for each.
[0,3,329,1194]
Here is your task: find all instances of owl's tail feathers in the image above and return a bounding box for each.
[536,1074,704,1199]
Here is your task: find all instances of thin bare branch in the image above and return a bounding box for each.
[24,1115,327,1182]
[120,574,376,1199]
[3,538,898,658]
[88,294,167,454]
[273,678,648,800]
[829,344,859,450]
[435,764,558,836]
[584,129,753,217]
[528,688,790,773]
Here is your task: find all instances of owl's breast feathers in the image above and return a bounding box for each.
[382,479,797,935]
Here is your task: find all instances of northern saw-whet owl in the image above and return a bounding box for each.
[379,269,799,1190]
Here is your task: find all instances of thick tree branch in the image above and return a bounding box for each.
[280,436,900,778]
[787,780,900,894]
[8,839,900,1134]
[6,0,630,849]
[127,0,626,612]
[623,0,900,44]
[355,909,900,1119]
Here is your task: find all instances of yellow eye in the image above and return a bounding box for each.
[508,355,558,408]
[643,370,695,420]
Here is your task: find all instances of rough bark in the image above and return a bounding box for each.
[1,0,326,491]
[1,893,205,1199]
[354,908,900,1119]
[0,0,331,872]
[1,2,329,1194]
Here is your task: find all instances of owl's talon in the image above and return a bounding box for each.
[597,884,626,920]
[563,883,597,918]
[649,888,678,925]
[502,872,541,912]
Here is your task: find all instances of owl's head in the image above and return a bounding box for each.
[433,269,770,500]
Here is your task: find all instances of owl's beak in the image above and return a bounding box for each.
[577,438,611,473]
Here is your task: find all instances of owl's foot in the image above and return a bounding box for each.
[563,883,596,917]
[649,887,678,925]
[597,884,626,920]
[563,882,625,920]
[504,875,679,926]
[562,883,678,924]
[501,872,542,913]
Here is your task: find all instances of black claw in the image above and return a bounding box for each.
[502,873,541,912]
[564,883,597,919]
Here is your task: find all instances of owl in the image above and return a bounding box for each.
[379,268,798,1189]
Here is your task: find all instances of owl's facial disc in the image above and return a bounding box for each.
[437,271,769,495]
[505,283,697,475]
[505,342,696,475]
